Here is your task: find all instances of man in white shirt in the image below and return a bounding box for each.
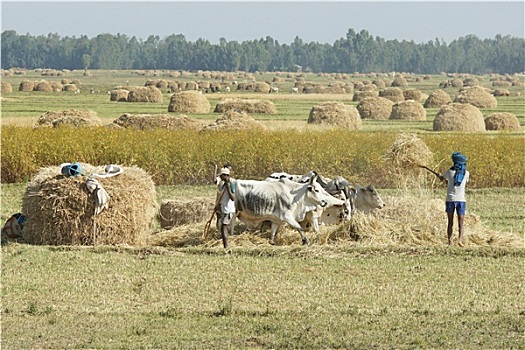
[214,167,236,249]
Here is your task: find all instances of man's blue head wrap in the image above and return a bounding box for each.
[451,152,467,186]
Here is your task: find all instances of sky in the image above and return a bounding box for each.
[1,1,524,45]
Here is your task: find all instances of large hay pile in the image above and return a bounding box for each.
[113,113,205,130]
[484,113,521,131]
[34,110,102,128]
[433,103,486,132]
[22,164,157,246]
[214,98,277,114]
[168,91,210,113]
[356,97,394,120]
[307,102,362,130]
[454,86,497,108]
[352,90,379,101]
[63,84,77,92]
[424,89,451,108]
[1,82,13,93]
[403,88,422,101]
[19,80,36,92]
[110,89,129,102]
[202,109,267,131]
[34,81,53,92]
[158,197,214,229]
[389,101,427,121]
[127,86,163,103]
[391,76,408,87]
[379,87,405,103]
[382,133,434,168]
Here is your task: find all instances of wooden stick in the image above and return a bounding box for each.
[416,164,442,178]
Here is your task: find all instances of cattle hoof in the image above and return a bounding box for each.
[302,238,308,246]
[269,240,276,245]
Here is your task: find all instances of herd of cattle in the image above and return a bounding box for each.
[230,171,385,245]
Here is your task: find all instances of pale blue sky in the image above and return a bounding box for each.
[2,1,524,45]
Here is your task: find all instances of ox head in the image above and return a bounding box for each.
[306,174,346,209]
[361,185,385,209]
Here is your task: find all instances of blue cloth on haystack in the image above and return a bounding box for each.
[451,152,467,186]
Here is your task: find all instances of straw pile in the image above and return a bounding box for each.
[21,164,157,246]
[168,91,210,113]
[356,97,394,120]
[1,82,12,93]
[110,89,129,102]
[127,86,163,103]
[113,113,204,130]
[492,89,510,97]
[391,76,408,87]
[454,86,497,108]
[63,84,77,92]
[158,197,214,229]
[19,80,36,92]
[214,98,277,114]
[389,101,427,121]
[34,81,53,92]
[433,103,486,132]
[424,90,452,108]
[484,113,521,131]
[34,110,102,128]
[352,90,379,101]
[202,109,267,131]
[382,133,434,168]
[403,88,422,101]
[379,87,405,103]
[307,102,362,130]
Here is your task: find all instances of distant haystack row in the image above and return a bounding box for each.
[109,86,163,103]
[18,80,80,93]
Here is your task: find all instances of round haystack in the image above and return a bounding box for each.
[389,101,426,121]
[433,103,485,132]
[113,113,205,130]
[382,132,434,168]
[352,90,379,102]
[372,80,386,89]
[158,198,213,229]
[110,89,129,102]
[357,97,394,120]
[454,86,497,108]
[63,84,77,92]
[424,89,452,108]
[1,82,12,93]
[307,102,362,130]
[202,109,267,131]
[21,164,157,246]
[35,110,102,128]
[484,113,521,131]
[391,76,408,87]
[451,79,464,88]
[168,91,211,113]
[253,82,271,93]
[403,88,422,101]
[127,86,163,103]
[214,98,277,114]
[34,81,53,92]
[50,81,63,92]
[19,80,35,92]
[379,87,405,103]
[492,89,510,97]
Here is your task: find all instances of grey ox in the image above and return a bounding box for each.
[234,175,345,245]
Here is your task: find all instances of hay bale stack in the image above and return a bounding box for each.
[424,90,452,108]
[113,113,204,130]
[357,97,394,120]
[492,89,510,97]
[454,86,497,108]
[1,82,12,93]
[433,103,486,132]
[127,86,163,103]
[35,110,102,128]
[34,81,53,92]
[391,76,408,87]
[158,198,213,229]
[403,88,422,101]
[168,91,210,113]
[352,90,379,102]
[214,98,277,114]
[389,101,426,121]
[307,102,362,130]
[19,80,35,92]
[110,89,129,102]
[202,109,267,131]
[63,84,77,92]
[379,87,405,103]
[484,113,521,131]
[21,164,157,246]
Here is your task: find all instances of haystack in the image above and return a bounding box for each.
[352,90,379,101]
[484,113,521,131]
[389,101,426,121]
[127,86,163,103]
[19,80,35,92]
[50,81,63,92]
[34,81,53,92]
[202,109,267,131]
[168,91,210,113]
[372,80,386,89]
[307,102,362,130]
[356,97,394,120]
[113,113,204,130]
[214,98,277,114]
[63,84,77,92]
[403,88,422,101]
[382,133,434,168]
[158,198,214,229]
[451,78,464,88]
[391,76,408,87]
[454,86,497,108]
[492,89,510,97]
[379,87,405,103]
[34,110,102,128]
[110,89,129,102]
[21,164,157,246]
[424,90,452,108]
[433,103,485,132]
[1,82,12,93]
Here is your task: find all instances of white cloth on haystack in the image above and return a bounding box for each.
[85,177,110,215]
[90,164,124,179]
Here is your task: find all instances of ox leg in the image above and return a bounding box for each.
[284,214,309,245]
[269,223,281,245]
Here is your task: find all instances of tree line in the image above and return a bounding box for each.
[1,28,524,74]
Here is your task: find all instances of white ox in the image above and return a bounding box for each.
[234,176,345,245]
[351,185,386,212]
